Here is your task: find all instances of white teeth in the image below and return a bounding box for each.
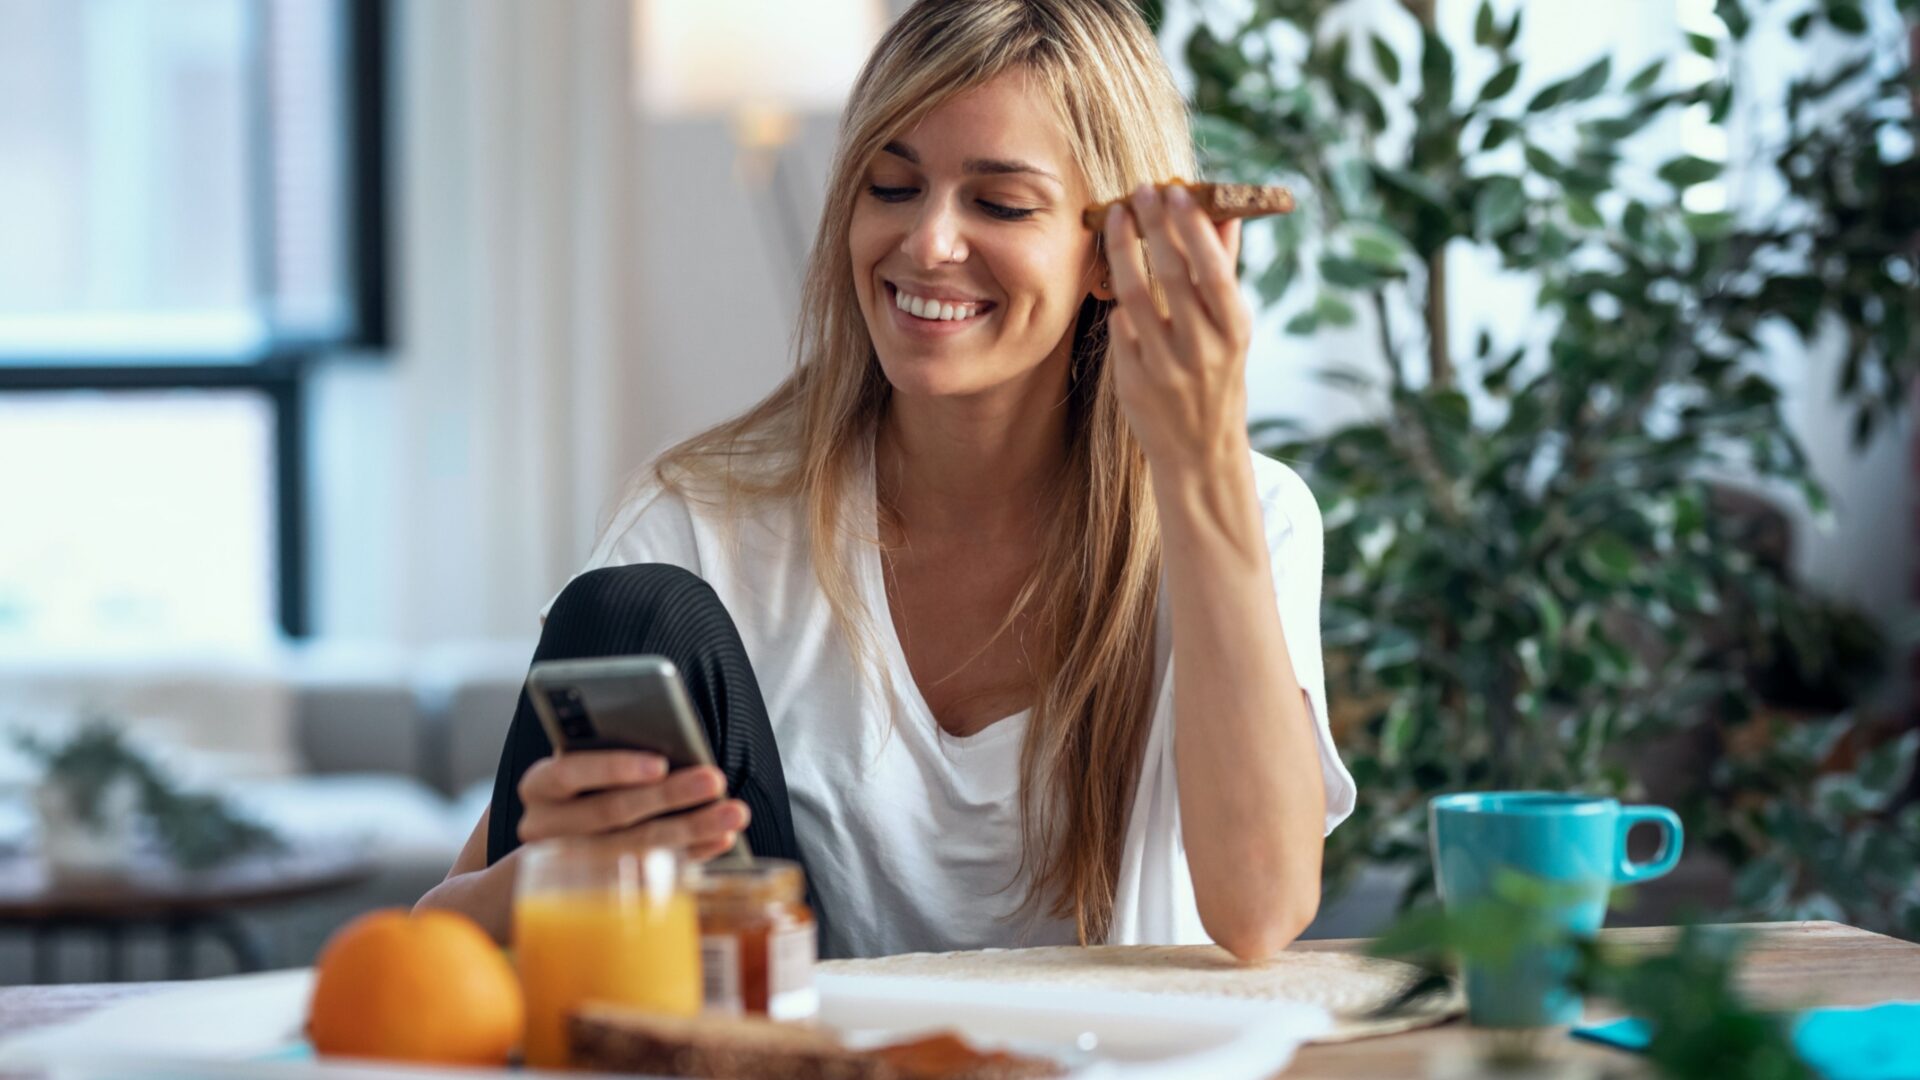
[892,285,983,321]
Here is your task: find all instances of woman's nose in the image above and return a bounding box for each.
[899,195,967,267]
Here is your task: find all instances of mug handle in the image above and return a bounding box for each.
[1615,805,1684,884]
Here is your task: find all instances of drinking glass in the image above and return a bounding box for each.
[513,838,701,1068]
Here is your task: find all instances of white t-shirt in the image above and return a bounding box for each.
[546,440,1355,959]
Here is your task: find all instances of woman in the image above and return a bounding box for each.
[418,0,1354,961]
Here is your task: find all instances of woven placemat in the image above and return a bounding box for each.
[821,944,1463,1043]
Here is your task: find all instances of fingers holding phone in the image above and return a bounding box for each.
[515,750,751,857]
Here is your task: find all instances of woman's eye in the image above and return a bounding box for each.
[978,200,1037,221]
[864,184,1036,222]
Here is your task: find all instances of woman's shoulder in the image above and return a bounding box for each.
[1244,447,1322,542]
[584,468,706,571]
[590,453,808,569]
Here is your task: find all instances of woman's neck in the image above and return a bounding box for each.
[876,362,1071,542]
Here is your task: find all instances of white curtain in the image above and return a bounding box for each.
[379,0,647,642]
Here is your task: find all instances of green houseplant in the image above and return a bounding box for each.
[1162,0,1920,931]
[16,718,283,873]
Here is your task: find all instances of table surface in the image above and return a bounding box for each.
[0,920,1914,1079]
[0,848,376,922]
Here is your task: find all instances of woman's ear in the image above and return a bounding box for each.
[1089,239,1115,301]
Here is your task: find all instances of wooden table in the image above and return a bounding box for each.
[0,848,375,982]
[0,921,1914,1078]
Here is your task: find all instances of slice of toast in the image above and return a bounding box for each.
[1082,180,1296,230]
[567,1005,1066,1080]
[568,1006,875,1079]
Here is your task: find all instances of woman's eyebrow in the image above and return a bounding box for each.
[881,140,1062,188]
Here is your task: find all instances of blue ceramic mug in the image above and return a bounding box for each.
[1428,792,1684,1027]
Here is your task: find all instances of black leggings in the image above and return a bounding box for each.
[485,564,805,881]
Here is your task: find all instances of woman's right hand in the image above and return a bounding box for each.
[515,750,750,862]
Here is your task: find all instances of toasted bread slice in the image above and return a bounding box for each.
[567,1005,1065,1080]
[1082,180,1296,230]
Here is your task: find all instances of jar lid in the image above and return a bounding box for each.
[689,857,807,904]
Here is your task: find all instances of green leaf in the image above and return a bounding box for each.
[1364,628,1421,672]
[1827,3,1867,33]
[1374,166,1451,213]
[1685,211,1736,238]
[1624,58,1664,95]
[1622,200,1649,243]
[1859,731,1920,800]
[1315,292,1359,326]
[1284,310,1321,336]
[1348,223,1412,272]
[1580,533,1640,585]
[1419,28,1455,114]
[1322,254,1386,288]
[1716,0,1751,37]
[1255,252,1298,306]
[1371,34,1401,85]
[1687,32,1719,59]
[1380,698,1416,766]
[1481,117,1520,151]
[1502,9,1523,49]
[1657,155,1723,187]
[1479,62,1521,103]
[1563,56,1612,102]
[1524,144,1563,178]
[1474,0,1497,46]
[1527,78,1570,113]
[1566,193,1604,229]
[1473,176,1527,237]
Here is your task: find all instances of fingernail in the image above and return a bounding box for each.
[1166,185,1190,208]
[1133,183,1158,206]
[633,755,666,780]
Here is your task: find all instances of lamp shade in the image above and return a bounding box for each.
[633,0,887,119]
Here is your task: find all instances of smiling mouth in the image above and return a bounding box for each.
[885,282,995,323]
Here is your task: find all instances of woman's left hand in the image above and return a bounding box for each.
[1104,182,1252,474]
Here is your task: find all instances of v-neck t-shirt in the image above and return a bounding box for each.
[543,441,1355,958]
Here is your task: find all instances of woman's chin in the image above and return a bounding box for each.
[874,357,998,400]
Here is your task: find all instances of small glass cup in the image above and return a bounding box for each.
[512,838,702,1069]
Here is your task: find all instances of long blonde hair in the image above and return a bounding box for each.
[651,0,1197,944]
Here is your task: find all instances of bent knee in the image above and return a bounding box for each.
[549,563,719,628]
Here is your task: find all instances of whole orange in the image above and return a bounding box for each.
[307,908,524,1066]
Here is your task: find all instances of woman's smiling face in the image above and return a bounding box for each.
[849,70,1107,399]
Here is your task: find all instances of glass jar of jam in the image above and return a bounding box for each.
[690,858,818,1020]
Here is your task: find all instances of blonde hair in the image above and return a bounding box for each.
[650,0,1197,944]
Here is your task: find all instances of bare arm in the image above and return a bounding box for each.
[415,807,522,943]
[1158,449,1327,961]
[1103,183,1327,961]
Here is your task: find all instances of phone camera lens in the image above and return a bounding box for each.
[548,689,592,738]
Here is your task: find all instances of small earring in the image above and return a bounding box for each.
[1100,278,1110,290]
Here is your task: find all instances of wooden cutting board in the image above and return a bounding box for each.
[822,944,1463,1043]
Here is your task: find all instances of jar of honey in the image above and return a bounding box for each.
[691,858,818,1020]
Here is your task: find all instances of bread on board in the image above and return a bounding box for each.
[1082,180,1296,230]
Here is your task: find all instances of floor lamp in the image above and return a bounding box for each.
[632,0,885,313]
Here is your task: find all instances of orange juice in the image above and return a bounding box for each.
[513,882,701,1068]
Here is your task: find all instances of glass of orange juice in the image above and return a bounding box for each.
[513,838,701,1069]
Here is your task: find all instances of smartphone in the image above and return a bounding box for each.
[525,655,752,861]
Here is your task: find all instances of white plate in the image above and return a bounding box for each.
[0,968,1329,1079]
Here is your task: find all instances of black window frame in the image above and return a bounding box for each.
[0,0,393,640]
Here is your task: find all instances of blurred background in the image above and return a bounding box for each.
[0,0,1913,983]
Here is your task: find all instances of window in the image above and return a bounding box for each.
[0,0,388,645]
